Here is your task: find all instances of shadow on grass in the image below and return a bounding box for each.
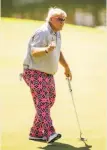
[38,142,92,150]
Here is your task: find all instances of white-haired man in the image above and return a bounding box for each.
[22,7,72,143]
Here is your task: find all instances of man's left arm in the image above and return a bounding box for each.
[59,51,72,80]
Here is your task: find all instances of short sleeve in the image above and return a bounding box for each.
[30,30,47,51]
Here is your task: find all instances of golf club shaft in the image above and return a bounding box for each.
[67,78,82,134]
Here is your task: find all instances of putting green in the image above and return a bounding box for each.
[1,18,106,150]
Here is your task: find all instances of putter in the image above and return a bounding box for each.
[66,77,87,142]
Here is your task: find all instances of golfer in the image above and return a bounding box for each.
[22,7,72,143]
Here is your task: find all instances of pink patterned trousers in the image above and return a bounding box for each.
[23,69,56,140]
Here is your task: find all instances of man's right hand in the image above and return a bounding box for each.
[47,41,56,52]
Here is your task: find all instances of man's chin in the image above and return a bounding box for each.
[56,26,63,31]
[58,27,63,31]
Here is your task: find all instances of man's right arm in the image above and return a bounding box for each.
[31,47,49,57]
[31,45,55,57]
[30,30,55,57]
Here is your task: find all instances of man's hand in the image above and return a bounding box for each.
[47,41,56,52]
[64,66,72,80]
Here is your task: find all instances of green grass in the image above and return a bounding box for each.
[1,18,106,150]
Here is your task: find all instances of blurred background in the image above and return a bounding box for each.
[1,0,106,27]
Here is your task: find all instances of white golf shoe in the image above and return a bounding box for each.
[48,133,61,143]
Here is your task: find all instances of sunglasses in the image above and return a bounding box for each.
[56,17,65,22]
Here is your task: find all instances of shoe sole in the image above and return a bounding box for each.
[48,134,61,143]
[29,138,46,142]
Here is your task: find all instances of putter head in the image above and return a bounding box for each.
[79,133,92,148]
[83,141,92,149]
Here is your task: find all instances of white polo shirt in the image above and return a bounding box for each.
[23,22,61,75]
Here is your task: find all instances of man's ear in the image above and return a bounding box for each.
[50,17,52,22]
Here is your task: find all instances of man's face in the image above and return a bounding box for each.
[50,14,66,31]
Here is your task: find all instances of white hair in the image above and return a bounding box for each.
[46,7,67,22]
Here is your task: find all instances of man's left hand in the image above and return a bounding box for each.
[64,66,72,80]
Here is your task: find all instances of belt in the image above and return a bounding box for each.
[23,64,55,75]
